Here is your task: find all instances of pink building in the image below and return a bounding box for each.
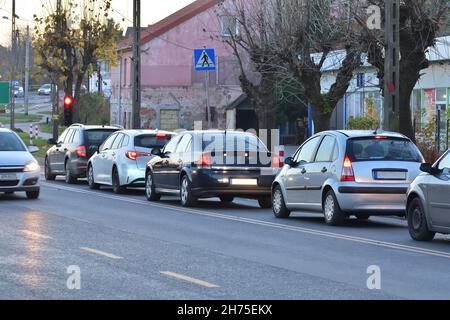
[111,0,245,131]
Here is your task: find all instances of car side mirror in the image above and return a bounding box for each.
[28,146,39,154]
[420,163,439,175]
[47,138,57,145]
[285,157,295,166]
[151,148,163,157]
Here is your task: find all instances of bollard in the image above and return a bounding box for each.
[35,125,39,139]
[29,123,33,146]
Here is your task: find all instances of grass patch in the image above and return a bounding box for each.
[17,132,49,158]
[39,123,65,135]
[0,113,43,124]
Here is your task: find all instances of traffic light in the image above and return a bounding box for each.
[63,95,74,126]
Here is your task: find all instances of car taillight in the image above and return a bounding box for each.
[126,151,149,160]
[76,146,87,158]
[198,153,212,168]
[341,155,355,182]
[156,133,167,139]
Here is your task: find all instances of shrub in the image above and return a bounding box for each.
[61,93,110,125]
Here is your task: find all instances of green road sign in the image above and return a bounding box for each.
[0,81,10,105]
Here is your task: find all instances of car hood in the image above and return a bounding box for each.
[0,151,35,166]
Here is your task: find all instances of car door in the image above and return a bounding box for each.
[168,134,192,189]
[49,129,69,172]
[56,128,74,172]
[153,135,181,189]
[428,152,450,228]
[284,136,321,207]
[303,135,338,210]
[95,133,118,184]
[105,133,125,185]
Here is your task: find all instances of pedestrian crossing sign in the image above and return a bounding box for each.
[194,48,216,71]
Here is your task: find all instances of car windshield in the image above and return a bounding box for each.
[347,137,422,162]
[202,133,268,152]
[0,132,27,151]
[85,130,117,146]
[134,134,172,149]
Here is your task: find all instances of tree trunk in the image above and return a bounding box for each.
[311,107,332,134]
[72,74,84,124]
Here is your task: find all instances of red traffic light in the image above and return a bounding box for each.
[64,96,74,107]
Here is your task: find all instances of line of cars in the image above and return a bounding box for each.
[1,123,448,242]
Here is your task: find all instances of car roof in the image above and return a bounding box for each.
[321,130,409,140]
[69,124,121,131]
[183,130,258,136]
[118,129,175,136]
[0,128,14,133]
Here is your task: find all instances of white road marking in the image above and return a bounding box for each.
[160,271,219,288]
[20,230,52,240]
[80,247,124,260]
[42,182,450,260]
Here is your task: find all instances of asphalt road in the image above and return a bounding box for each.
[1,176,450,300]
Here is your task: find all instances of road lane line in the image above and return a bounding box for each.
[42,182,450,260]
[160,271,219,288]
[80,247,123,260]
[20,230,52,240]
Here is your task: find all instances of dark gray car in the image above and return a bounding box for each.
[406,149,450,241]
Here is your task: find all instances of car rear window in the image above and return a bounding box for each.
[201,133,268,152]
[347,137,422,162]
[134,134,172,149]
[85,130,117,146]
[0,132,26,151]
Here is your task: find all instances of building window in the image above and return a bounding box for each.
[123,58,127,86]
[220,16,239,37]
[160,109,180,131]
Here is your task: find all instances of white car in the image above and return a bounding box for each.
[0,128,40,199]
[87,130,174,194]
[38,84,52,95]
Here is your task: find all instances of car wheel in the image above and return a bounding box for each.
[26,190,40,199]
[323,190,345,226]
[65,161,77,184]
[220,195,234,203]
[258,196,272,209]
[145,172,161,201]
[356,214,370,220]
[407,198,435,241]
[45,157,56,181]
[180,175,196,207]
[87,165,100,190]
[272,186,291,218]
[112,167,125,194]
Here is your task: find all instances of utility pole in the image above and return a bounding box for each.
[9,0,16,131]
[132,0,141,129]
[52,0,62,141]
[383,0,400,131]
[24,25,30,116]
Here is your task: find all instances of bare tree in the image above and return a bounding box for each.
[357,0,449,140]
[275,0,366,132]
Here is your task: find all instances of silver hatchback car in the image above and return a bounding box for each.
[406,149,450,241]
[272,131,424,225]
[87,130,174,193]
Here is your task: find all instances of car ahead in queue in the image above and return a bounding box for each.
[406,149,450,241]
[38,84,52,95]
[45,124,120,183]
[87,130,174,193]
[272,131,424,226]
[0,128,40,199]
[145,130,280,208]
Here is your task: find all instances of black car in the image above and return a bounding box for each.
[145,130,280,208]
[45,124,121,183]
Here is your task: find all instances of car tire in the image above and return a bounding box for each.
[26,190,40,199]
[65,160,77,184]
[145,172,161,201]
[87,164,100,190]
[220,195,234,203]
[44,157,56,181]
[112,167,125,194]
[407,198,435,241]
[180,175,197,207]
[323,190,345,226]
[356,214,370,220]
[272,186,291,218]
[258,196,272,209]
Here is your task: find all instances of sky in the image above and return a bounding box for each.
[0,0,196,46]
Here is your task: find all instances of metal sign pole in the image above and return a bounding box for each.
[206,70,211,129]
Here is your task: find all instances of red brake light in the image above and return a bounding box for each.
[374,136,387,139]
[76,146,87,158]
[198,153,212,168]
[341,155,355,182]
[126,151,149,160]
[156,133,167,139]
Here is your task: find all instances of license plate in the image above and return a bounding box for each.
[375,171,406,180]
[0,174,17,181]
[231,179,258,186]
